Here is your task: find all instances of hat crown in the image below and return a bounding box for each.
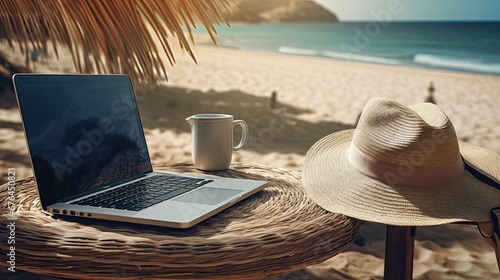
[352,98,460,167]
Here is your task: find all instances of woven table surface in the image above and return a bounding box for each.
[0,163,359,280]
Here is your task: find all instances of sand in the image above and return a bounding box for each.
[1,32,499,279]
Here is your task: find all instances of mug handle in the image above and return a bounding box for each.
[233,120,249,151]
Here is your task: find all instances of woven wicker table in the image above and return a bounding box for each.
[0,163,359,279]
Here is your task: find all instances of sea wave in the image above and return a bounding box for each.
[323,51,401,65]
[278,46,402,65]
[414,54,500,74]
[277,46,319,56]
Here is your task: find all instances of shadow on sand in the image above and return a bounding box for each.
[0,80,18,109]
[136,85,353,155]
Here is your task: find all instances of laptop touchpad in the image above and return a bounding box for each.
[173,187,243,205]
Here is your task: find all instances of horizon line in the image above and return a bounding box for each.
[338,19,500,23]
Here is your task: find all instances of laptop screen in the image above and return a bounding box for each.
[14,74,152,207]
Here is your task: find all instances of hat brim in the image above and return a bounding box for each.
[302,130,500,226]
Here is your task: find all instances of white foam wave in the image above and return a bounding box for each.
[414,54,500,74]
[323,51,401,65]
[277,46,319,56]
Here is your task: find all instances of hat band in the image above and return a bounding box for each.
[348,143,464,187]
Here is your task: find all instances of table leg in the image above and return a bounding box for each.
[384,225,416,280]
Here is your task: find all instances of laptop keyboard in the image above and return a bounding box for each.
[70,175,213,211]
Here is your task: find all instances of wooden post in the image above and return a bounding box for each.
[384,225,416,280]
[425,82,436,104]
[270,91,277,109]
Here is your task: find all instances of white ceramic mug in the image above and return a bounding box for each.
[186,114,249,171]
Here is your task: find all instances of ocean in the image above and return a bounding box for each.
[199,22,500,75]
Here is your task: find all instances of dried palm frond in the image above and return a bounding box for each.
[0,0,231,84]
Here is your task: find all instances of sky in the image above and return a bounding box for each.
[315,0,500,21]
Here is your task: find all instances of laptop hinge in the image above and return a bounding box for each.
[57,173,147,203]
[105,173,147,189]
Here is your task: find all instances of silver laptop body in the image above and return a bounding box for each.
[13,74,266,228]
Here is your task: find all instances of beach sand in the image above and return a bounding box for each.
[1,32,499,279]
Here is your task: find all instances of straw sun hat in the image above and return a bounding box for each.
[302,98,500,226]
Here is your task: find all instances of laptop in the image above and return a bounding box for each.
[12,74,267,228]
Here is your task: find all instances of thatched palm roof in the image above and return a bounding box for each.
[0,0,230,84]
